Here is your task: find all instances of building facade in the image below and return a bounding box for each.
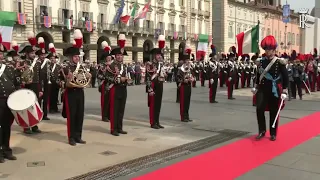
[212,0,301,54]
[3,0,212,63]
[300,8,320,54]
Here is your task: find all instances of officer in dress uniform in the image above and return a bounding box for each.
[97,41,112,122]
[37,37,50,120]
[208,45,220,103]
[62,29,90,146]
[227,47,236,100]
[0,43,17,163]
[20,32,42,134]
[9,41,24,89]
[146,35,166,129]
[175,59,184,103]
[47,43,62,113]
[253,35,289,141]
[105,34,128,136]
[177,47,194,122]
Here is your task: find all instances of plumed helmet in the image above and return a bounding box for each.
[261,35,277,50]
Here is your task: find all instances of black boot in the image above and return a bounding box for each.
[118,130,128,134]
[255,132,265,140]
[151,124,159,129]
[75,138,86,144]
[270,135,276,141]
[111,132,119,136]
[4,153,17,160]
[69,138,76,146]
[157,124,164,128]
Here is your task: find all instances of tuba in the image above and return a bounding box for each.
[181,63,194,82]
[66,62,92,88]
[21,58,37,84]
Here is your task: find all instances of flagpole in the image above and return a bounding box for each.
[257,20,260,54]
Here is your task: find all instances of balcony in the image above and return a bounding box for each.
[178,31,187,39]
[191,8,197,15]
[204,10,210,17]
[96,23,155,35]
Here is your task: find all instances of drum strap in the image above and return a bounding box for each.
[0,64,6,77]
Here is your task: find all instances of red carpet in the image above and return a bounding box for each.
[133,112,320,180]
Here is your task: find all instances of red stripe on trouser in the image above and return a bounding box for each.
[64,89,71,138]
[179,84,185,121]
[100,82,105,119]
[109,86,116,133]
[227,80,231,98]
[149,82,155,125]
[241,73,245,87]
[209,84,213,102]
[47,86,51,110]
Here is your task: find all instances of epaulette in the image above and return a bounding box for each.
[277,58,287,65]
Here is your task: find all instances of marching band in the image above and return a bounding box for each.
[0,30,319,163]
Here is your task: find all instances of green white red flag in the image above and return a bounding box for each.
[236,23,259,55]
[196,34,209,60]
[0,11,16,50]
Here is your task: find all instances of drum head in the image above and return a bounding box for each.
[7,89,37,111]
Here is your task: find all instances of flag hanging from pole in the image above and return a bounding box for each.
[236,23,260,56]
[113,0,125,24]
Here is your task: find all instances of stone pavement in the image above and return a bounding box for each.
[0,83,319,180]
[238,136,320,180]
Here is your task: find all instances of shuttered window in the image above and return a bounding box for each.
[13,0,24,13]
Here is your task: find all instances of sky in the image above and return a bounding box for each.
[281,0,315,12]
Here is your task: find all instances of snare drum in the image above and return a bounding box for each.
[7,89,43,128]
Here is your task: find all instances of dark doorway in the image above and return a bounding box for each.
[36,32,53,50]
[97,36,111,64]
[143,39,154,63]
[178,42,186,60]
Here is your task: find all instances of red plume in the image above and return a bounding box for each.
[211,44,215,49]
[0,33,2,44]
[27,31,37,46]
[118,34,126,48]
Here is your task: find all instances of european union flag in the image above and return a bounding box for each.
[113,0,125,24]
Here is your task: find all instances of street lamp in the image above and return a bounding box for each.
[164,46,171,62]
[280,41,291,52]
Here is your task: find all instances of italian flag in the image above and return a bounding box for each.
[196,34,209,60]
[0,11,16,50]
[120,2,138,24]
[236,23,259,56]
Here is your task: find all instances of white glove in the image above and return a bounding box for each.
[281,93,287,100]
[210,79,214,84]
[251,87,257,94]
[238,73,241,77]
[228,77,232,81]
[281,89,288,100]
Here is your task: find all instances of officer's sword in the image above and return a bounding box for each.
[302,80,311,95]
[272,99,284,128]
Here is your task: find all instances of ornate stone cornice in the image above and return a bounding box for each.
[97,0,109,5]
[114,0,125,7]
[179,12,187,18]
[80,0,92,2]
[157,7,165,14]
[229,22,234,25]
[157,0,164,5]
[168,9,177,16]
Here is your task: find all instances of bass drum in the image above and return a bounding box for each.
[7,89,43,128]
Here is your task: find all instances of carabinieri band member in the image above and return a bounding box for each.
[20,32,42,134]
[253,35,289,141]
[106,34,128,136]
[146,35,165,129]
[63,29,91,146]
[177,46,194,122]
[97,41,112,122]
[227,46,236,100]
[208,44,220,103]
[0,40,17,163]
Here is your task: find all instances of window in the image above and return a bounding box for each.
[190,19,195,33]
[230,10,232,16]
[237,26,241,34]
[204,2,209,11]
[292,33,295,45]
[13,0,23,13]
[179,0,184,6]
[287,33,290,44]
[228,25,233,38]
[261,29,265,37]
[180,25,185,32]
[279,31,282,43]
[198,1,202,10]
[146,20,150,29]
[198,21,202,34]
[159,22,164,30]
[296,34,299,46]
[274,31,277,41]
[267,28,270,35]
[170,23,174,32]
